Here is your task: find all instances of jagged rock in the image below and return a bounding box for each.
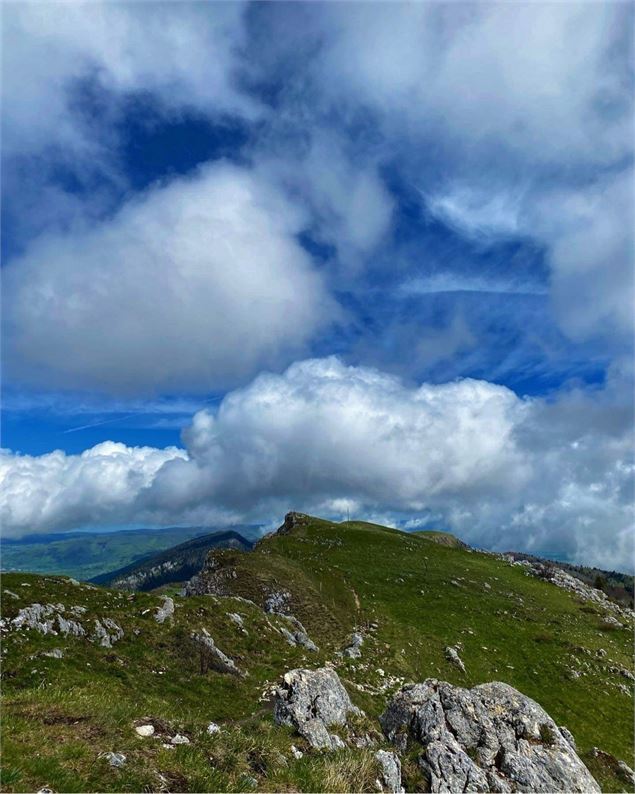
[510,559,633,623]
[185,551,240,597]
[375,750,404,793]
[276,511,311,535]
[601,615,623,629]
[191,629,244,676]
[617,760,635,785]
[227,612,244,627]
[380,679,600,792]
[155,596,174,624]
[92,618,124,648]
[57,616,85,636]
[273,667,363,750]
[341,632,364,659]
[11,604,86,637]
[170,733,190,745]
[277,614,318,651]
[206,722,221,735]
[444,645,466,674]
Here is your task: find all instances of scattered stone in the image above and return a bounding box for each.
[37,788,54,793]
[170,734,190,745]
[273,667,363,750]
[444,645,466,674]
[483,583,492,590]
[601,615,623,629]
[330,734,346,749]
[155,596,175,624]
[42,648,64,659]
[340,631,364,659]
[375,749,404,793]
[290,745,303,759]
[3,589,19,600]
[265,590,292,615]
[68,578,81,586]
[191,629,245,676]
[589,748,635,785]
[277,615,319,651]
[227,612,244,627]
[380,679,600,792]
[101,751,126,768]
[92,618,124,648]
[206,722,221,735]
[135,724,155,737]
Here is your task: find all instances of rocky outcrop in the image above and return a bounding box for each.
[273,667,362,750]
[505,558,633,622]
[277,614,319,651]
[92,618,124,647]
[12,603,85,637]
[184,551,240,597]
[275,512,311,536]
[380,679,600,792]
[375,749,404,793]
[191,629,245,677]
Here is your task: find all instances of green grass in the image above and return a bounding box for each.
[1,515,633,792]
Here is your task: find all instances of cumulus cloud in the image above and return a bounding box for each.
[0,442,186,535]
[3,163,334,394]
[1,358,632,569]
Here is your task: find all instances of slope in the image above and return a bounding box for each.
[1,513,633,793]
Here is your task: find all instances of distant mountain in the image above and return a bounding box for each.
[91,530,253,591]
[0,525,261,581]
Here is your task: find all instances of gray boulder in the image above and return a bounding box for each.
[380,679,600,792]
[273,667,362,750]
[341,632,364,659]
[375,749,404,793]
[154,596,174,624]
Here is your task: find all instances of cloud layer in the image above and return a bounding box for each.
[3,163,333,394]
[2,358,632,570]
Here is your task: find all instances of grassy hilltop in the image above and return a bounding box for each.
[1,515,633,792]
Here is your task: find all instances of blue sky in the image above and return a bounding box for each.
[1,2,633,569]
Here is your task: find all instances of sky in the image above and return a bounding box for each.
[1,1,634,571]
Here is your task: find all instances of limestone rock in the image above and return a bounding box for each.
[155,596,175,624]
[375,749,404,793]
[135,724,155,737]
[444,645,466,674]
[341,632,364,659]
[191,629,244,676]
[92,618,124,648]
[273,667,362,750]
[380,679,600,792]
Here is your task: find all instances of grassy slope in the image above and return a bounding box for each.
[1,516,633,793]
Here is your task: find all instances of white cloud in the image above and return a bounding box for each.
[0,442,186,535]
[3,163,334,394]
[1,358,631,569]
[2,2,256,160]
